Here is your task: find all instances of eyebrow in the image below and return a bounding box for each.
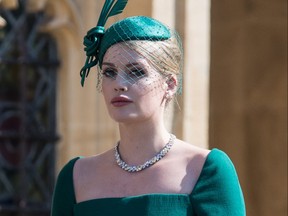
[126,62,141,68]
[102,62,142,68]
[102,62,115,67]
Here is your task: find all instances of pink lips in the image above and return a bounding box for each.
[111,96,133,107]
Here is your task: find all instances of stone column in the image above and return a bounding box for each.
[174,0,211,148]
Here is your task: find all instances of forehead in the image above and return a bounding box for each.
[102,42,149,67]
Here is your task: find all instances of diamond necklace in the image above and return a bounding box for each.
[114,134,176,173]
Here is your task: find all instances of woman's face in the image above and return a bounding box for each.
[101,43,168,123]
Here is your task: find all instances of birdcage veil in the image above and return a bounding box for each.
[80,1,184,96]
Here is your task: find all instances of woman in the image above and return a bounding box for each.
[51,1,245,216]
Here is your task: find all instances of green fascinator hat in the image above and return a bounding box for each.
[80,0,172,86]
[98,16,171,66]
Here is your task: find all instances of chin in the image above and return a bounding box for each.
[110,112,148,124]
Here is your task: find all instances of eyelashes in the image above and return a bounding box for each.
[102,67,146,80]
[102,68,117,78]
[129,68,146,79]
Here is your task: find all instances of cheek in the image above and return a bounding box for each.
[134,75,166,98]
[133,82,166,109]
[101,81,112,102]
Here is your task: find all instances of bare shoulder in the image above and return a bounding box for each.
[173,139,210,162]
[73,148,114,175]
[173,139,210,181]
[72,148,115,190]
[72,148,116,202]
[160,139,211,193]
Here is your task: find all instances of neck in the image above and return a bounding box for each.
[117,120,171,165]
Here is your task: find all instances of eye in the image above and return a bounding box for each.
[102,68,117,79]
[128,68,146,79]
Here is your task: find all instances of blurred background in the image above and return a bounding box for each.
[0,0,286,215]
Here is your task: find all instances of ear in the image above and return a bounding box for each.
[165,75,178,94]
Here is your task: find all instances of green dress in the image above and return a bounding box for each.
[51,149,245,216]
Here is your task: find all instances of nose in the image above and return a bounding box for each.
[114,72,129,92]
[114,86,128,92]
